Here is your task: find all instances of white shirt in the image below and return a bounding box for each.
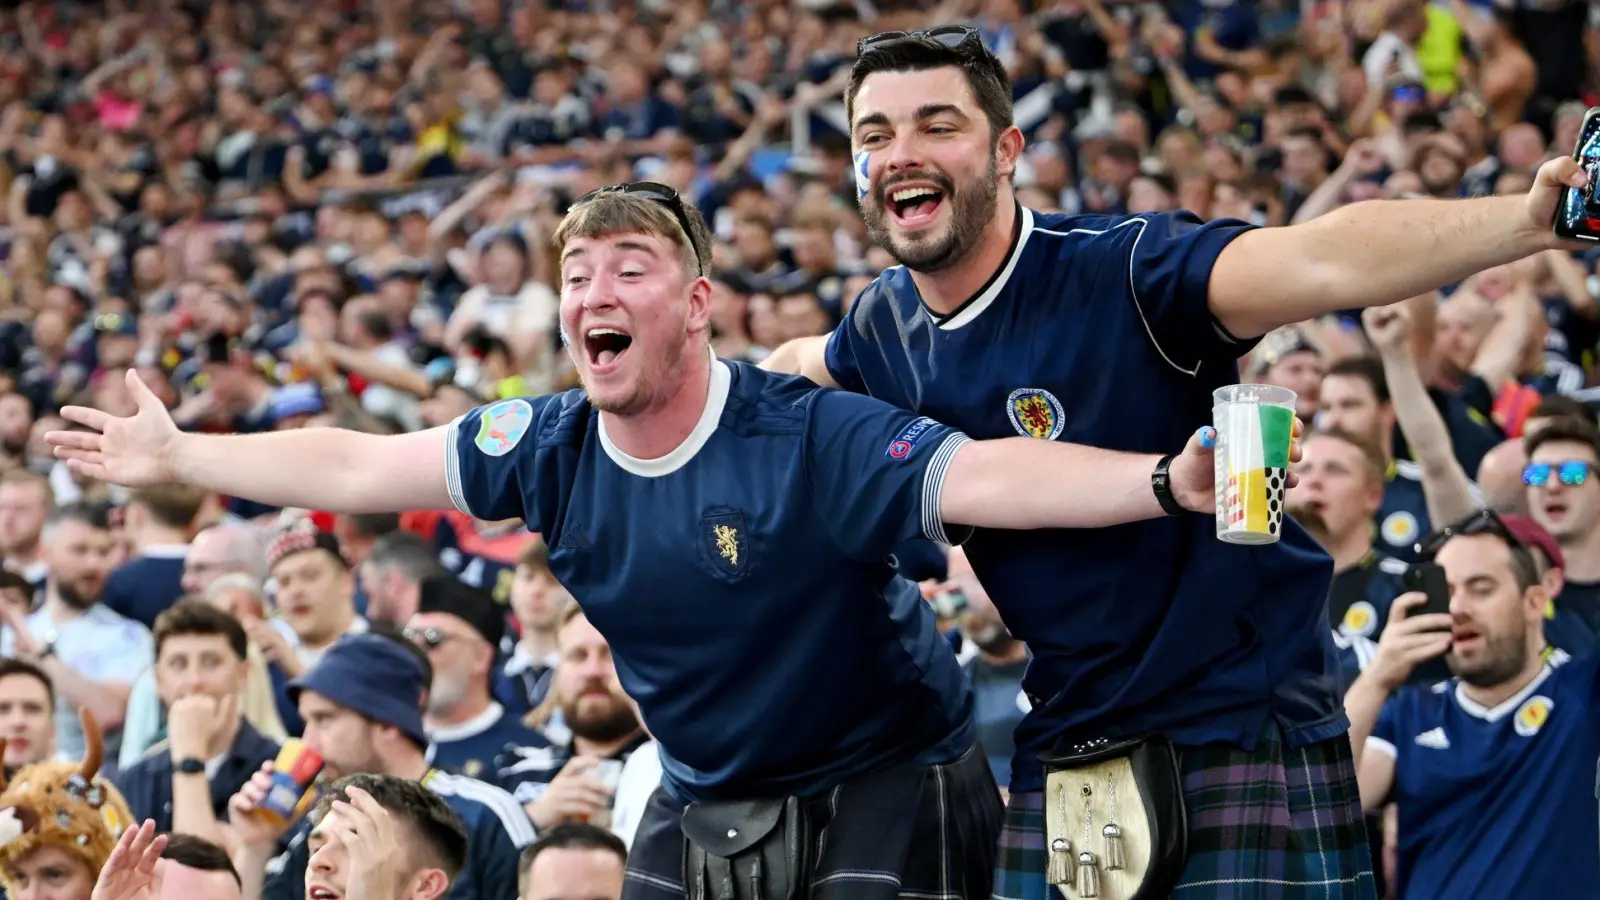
[2,605,153,759]
[610,739,663,849]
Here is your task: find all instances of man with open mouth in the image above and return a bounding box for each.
[759,23,1600,900]
[46,177,1267,897]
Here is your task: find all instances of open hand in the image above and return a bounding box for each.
[1168,418,1305,514]
[91,819,167,900]
[46,369,182,487]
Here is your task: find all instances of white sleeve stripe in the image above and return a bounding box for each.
[921,433,971,545]
[443,418,476,517]
[1364,736,1398,759]
[431,772,537,846]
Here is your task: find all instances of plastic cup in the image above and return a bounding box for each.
[1213,384,1297,545]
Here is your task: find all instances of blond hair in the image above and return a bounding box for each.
[551,191,712,277]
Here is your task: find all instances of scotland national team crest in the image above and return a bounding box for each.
[701,508,750,579]
[1514,695,1553,737]
[1340,601,1378,638]
[1380,510,1419,549]
[475,399,534,457]
[1007,388,1065,441]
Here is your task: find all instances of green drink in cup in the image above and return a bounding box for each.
[1213,384,1298,545]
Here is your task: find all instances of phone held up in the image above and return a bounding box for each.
[1554,106,1600,242]
[1404,561,1453,625]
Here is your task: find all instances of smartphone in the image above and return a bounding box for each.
[1553,106,1600,242]
[1404,562,1453,623]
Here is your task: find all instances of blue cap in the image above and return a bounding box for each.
[287,633,428,746]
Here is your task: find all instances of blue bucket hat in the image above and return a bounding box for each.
[287,633,428,746]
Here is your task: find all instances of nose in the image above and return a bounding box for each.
[879,133,926,177]
[580,270,621,313]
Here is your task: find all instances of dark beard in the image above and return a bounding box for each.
[863,156,1000,274]
[1450,629,1529,688]
[55,581,99,611]
[566,701,640,744]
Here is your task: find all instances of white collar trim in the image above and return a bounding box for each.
[427,702,505,742]
[1453,664,1553,721]
[598,350,729,478]
[938,206,1036,332]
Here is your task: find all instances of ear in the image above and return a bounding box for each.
[1524,582,1551,624]
[415,866,451,900]
[994,125,1026,180]
[685,275,715,338]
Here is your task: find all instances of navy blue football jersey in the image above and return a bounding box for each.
[426,703,550,788]
[1374,461,1433,562]
[824,206,1339,792]
[1369,654,1600,898]
[446,358,975,802]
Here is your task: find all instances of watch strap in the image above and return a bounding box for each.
[173,757,206,775]
[1151,454,1185,517]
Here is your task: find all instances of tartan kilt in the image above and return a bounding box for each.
[993,721,1377,900]
[623,744,1004,900]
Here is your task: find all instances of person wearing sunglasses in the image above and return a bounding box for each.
[1345,509,1600,899]
[1524,416,1600,645]
[45,178,1273,900]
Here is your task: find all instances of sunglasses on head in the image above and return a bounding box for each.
[571,181,706,276]
[1415,508,1523,561]
[1523,460,1593,488]
[857,24,985,59]
[403,626,454,651]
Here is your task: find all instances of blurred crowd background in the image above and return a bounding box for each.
[0,0,1598,897]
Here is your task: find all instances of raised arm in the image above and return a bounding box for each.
[47,370,455,513]
[1208,156,1585,340]
[761,334,838,387]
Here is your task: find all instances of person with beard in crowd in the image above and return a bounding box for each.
[1347,510,1600,897]
[225,633,533,900]
[0,468,55,596]
[407,575,547,783]
[939,547,1028,795]
[0,659,57,776]
[0,391,36,470]
[0,503,149,763]
[498,607,646,831]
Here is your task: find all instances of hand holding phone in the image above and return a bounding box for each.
[1403,562,1453,621]
[1552,106,1600,242]
[1369,587,1454,691]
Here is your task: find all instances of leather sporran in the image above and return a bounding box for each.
[681,796,811,900]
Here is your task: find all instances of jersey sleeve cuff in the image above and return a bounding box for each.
[1364,735,1398,759]
[921,433,971,545]
[443,416,478,518]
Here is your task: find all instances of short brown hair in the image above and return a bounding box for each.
[127,483,209,531]
[153,600,248,662]
[516,537,550,576]
[0,468,52,507]
[1526,415,1600,461]
[552,191,712,277]
[1306,426,1386,484]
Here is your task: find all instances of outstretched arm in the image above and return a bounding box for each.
[47,370,455,513]
[1209,157,1585,339]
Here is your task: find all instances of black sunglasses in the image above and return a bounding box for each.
[1415,509,1523,561]
[857,24,985,59]
[571,181,706,276]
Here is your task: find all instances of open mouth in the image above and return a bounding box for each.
[585,327,633,370]
[1450,627,1478,645]
[887,184,946,229]
[308,885,341,900]
[1542,500,1569,520]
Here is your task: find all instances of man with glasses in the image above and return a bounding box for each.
[406,574,547,784]
[46,178,1255,898]
[756,23,1600,898]
[1345,510,1600,897]
[1525,417,1600,643]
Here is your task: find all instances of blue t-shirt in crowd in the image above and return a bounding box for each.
[825,205,1340,792]
[446,358,975,802]
[1368,653,1600,898]
[101,547,187,629]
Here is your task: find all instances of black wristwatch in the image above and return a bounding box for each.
[173,757,206,776]
[1151,454,1186,517]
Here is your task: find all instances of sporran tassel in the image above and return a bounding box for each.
[1047,837,1075,886]
[1077,850,1101,898]
[1102,822,1125,871]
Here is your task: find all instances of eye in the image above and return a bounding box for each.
[860,133,887,147]
[564,276,589,287]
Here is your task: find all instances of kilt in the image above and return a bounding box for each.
[623,745,1004,900]
[993,721,1377,899]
